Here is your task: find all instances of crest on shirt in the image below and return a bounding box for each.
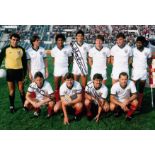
[124,49,128,53]
[40,51,43,55]
[17,50,21,56]
[83,47,88,52]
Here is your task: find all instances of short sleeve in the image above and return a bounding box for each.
[106,48,111,58]
[26,50,30,60]
[110,46,115,56]
[67,45,72,57]
[76,82,82,94]
[42,48,47,58]
[111,85,117,95]
[101,87,108,99]
[46,82,54,94]
[51,48,55,58]
[28,83,35,92]
[147,48,152,58]
[60,85,65,96]
[130,81,137,94]
[89,48,93,57]
[128,47,133,57]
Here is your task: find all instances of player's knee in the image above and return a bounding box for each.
[110,103,116,111]
[48,101,54,108]
[104,103,109,112]
[54,104,60,113]
[84,99,91,107]
[9,90,15,96]
[132,99,138,107]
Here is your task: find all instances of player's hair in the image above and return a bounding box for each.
[55,33,66,42]
[93,73,103,80]
[119,72,128,79]
[136,36,146,45]
[76,30,84,36]
[30,35,40,45]
[10,33,20,40]
[34,71,44,79]
[96,35,104,42]
[116,32,125,39]
[64,73,74,80]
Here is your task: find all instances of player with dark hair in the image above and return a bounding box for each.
[131,36,152,110]
[26,35,48,81]
[60,73,83,125]
[110,32,133,85]
[0,33,27,113]
[89,35,110,84]
[110,72,138,120]
[24,71,55,118]
[85,73,109,122]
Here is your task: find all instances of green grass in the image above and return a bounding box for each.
[0,57,155,130]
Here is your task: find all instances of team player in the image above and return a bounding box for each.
[49,34,72,103]
[110,33,133,85]
[131,36,152,109]
[110,72,138,120]
[85,73,109,122]
[26,35,48,81]
[60,73,83,125]
[72,30,91,92]
[89,35,110,84]
[0,33,27,113]
[24,71,55,118]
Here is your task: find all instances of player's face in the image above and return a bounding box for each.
[10,37,19,47]
[33,39,40,48]
[66,78,74,89]
[95,39,103,49]
[136,41,143,50]
[35,77,44,88]
[76,34,84,44]
[116,37,125,47]
[93,79,102,89]
[57,38,64,48]
[119,75,128,88]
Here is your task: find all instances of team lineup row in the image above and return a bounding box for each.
[0,30,153,124]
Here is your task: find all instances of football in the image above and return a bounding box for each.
[0,69,6,78]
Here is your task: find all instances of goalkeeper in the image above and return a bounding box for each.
[60,73,83,125]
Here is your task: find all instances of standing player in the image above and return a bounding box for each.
[60,73,83,125]
[0,33,27,113]
[50,34,72,105]
[89,35,110,84]
[131,36,152,109]
[85,73,109,122]
[72,30,91,92]
[26,35,48,81]
[24,71,55,118]
[110,33,133,85]
[110,72,138,120]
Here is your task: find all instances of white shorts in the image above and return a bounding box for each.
[111,68,129,80]
[54,66,68,77]
[90,68,107,80]
[31,68,45,79]
[72,63,88,75]
[131,69,148,81]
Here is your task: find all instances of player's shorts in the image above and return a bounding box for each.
[31,68,45,79]
[53,66,68,77]
[111,68,129,80]
[131,69,148,81]
[91,69,107,80]
[72,63,88,75]
[6,69,24,82]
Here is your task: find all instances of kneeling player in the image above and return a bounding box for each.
[110,72,138,120]
[60,73,83,125]
[24,71,55,118]
[85,73,109,122]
